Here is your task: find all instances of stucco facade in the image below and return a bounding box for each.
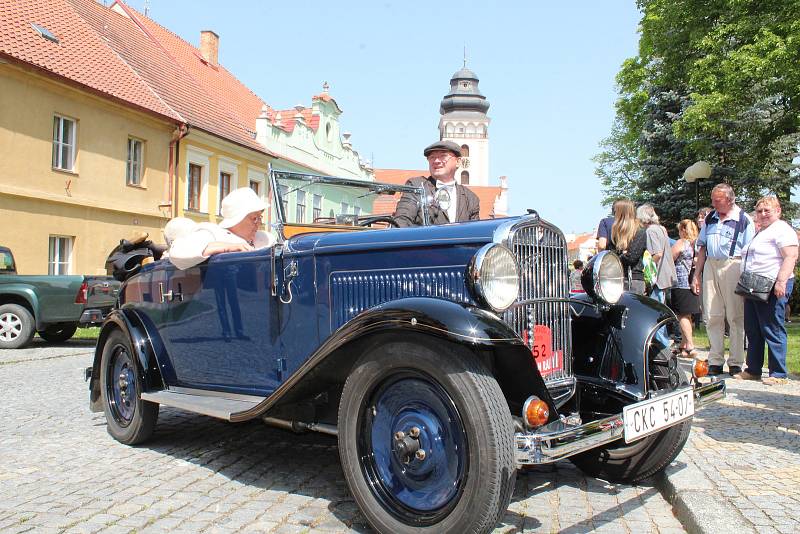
[0,63,174,274]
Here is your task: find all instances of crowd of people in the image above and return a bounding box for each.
[595,183,798,385]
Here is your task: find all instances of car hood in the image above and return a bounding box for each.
[286,217,517,254]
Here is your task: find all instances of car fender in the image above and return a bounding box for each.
[0,285,39,325]
[571,292,676,401]
[88,308,165,412]
[235,297,557,422]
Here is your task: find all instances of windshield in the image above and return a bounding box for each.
[0,249,16,273]
[270,171,426,230]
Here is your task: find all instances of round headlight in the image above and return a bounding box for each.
[581,251,624,304]
[469,244,519,312]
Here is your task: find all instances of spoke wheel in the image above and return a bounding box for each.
[100,330,158,444]
[338,338,515,534]
[0,304,34,349]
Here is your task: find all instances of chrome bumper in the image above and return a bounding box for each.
[515,379,726,466]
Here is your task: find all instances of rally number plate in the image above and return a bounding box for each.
[623,388,694,443]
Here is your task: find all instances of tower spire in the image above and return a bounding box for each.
[463,45,467,68]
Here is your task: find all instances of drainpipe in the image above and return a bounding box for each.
[166,124,189,218]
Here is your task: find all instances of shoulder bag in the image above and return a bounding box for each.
[734,233,774,303]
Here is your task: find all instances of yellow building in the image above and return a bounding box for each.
[1,0,373,275]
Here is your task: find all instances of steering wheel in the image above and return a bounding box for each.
[357,215,400,228]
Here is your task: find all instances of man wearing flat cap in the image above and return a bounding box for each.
[393,140,481,226]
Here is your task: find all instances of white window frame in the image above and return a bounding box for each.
[247,168,267,204]
[48,235,73,275]
[278,184,289,220]
[126,137,144,186]
[312,194,323,221]
[217,158,239,214]
[296,190,307,223]
[52,115,76,171]
[185,147,210,212]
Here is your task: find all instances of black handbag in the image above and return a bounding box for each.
[735,233,775,302]
[735,270,775,302]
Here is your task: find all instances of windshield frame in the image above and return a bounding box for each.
[269,169,427,241]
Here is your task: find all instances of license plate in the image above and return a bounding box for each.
[623,389,694,443]
[522,325,563,377]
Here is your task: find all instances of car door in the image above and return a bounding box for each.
[156,249,280,396]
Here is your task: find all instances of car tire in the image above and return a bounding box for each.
[0,303,35,349]
[37,323,78,343]
[569,418,691,483]
[337,338,516,534]
[99,330,158,445]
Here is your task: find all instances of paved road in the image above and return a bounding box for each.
[0,340,686,533]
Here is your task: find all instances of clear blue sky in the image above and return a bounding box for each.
[121,0,642,234]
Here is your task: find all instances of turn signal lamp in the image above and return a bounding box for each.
[694,359,709,378]
[522,396,549,428]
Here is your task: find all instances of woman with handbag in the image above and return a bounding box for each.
[671,219,702,358]
[608,199,648,295]
[734,196,798,385]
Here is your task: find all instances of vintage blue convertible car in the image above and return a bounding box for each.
[88,170,725,534]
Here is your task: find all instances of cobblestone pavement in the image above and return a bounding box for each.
[659,355,800,534]
[0,342,687,533]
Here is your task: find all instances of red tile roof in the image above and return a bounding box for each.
[374,168,503,220]
[0,0,276,154]
[0,0,179,121]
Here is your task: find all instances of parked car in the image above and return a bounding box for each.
[87,171,725,534]
[0,246,120,349]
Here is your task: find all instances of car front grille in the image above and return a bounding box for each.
[502,221,573,397]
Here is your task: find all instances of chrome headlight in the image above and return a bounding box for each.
[468,244,519,312]
[581,251,624,304]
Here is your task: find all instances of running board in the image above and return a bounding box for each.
[141,388,265,421]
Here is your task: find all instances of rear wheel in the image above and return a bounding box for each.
[0,304,35,349]
[100,330,158,444]
[338,339,516,534]
[570,419,691,483]
[38,323,78,343]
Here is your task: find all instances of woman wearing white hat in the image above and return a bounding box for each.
[169,187,274,270]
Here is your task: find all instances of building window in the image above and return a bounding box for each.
[354,205,362,217]
[296,190,306,222]
[188,163,202,211]
[460,144,469,157]
[313,194,322,220]
[52,115,76,171]
[278,184,289,218]
[249,180,260,196]
[126,138,143,185]
[48,236,72,275]
[461,171,470,185]
[341,202,350,215]
[219,172,231,214]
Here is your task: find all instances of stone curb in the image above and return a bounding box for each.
[654,454,756,534]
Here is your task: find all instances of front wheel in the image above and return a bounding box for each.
[570,418,691,483]
[338,339,516,534]
[0,303,35,349]
[99,330,158,444]
[38,323,78,343]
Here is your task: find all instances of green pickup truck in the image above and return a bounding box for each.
[0,246,120,349]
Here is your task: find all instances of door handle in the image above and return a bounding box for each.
[159,282,183,303]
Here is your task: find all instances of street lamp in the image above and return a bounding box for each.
[683,160,712,212]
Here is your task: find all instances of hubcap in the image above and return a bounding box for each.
[0,312,21,341]
[359,371,468,525]
[106,346,136,426]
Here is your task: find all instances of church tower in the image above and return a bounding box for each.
[438,64,491,186]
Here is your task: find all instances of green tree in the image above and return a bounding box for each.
[597,0,800,226]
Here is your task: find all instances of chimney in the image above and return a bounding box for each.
[200,30,219,65]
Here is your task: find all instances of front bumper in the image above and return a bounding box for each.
[515,379,725,466]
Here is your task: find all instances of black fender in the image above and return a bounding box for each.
[88,308,165,412]
[234,297,557,423]
[571,291,677,405]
